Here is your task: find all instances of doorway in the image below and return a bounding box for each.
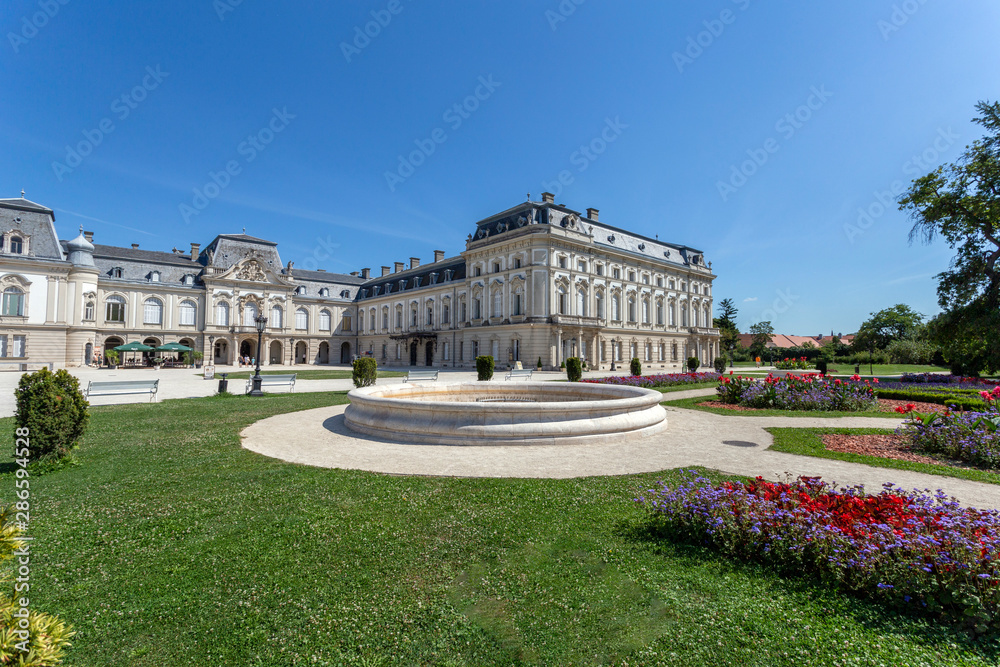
[84,342,93,366]
[340,342,351,363]
[409,341,418,366]
[318,342,330,364]
[425,341,434,366]
[269,340,283,365]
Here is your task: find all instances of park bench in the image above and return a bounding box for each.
[84,379,159,402]
[245,374,297,394]
[404,370,439,382]
[504,368,533,381]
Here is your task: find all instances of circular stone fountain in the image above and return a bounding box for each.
[344,381,667,446]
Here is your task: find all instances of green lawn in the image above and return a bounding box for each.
[656,381,718,394]
[767,427,1000,486]
[661,394,896,419]
[219,368,407,380]
[1,394,995,665]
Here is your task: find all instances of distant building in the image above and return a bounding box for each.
[737,332,855,350]
[0,192,719,369]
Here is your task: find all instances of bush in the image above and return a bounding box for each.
[630,358,642,376]
[14,369,89,462]
[686,357,699,372]
[105,350,119,366]
[713,356,727,373]
[476,355,495,381]
[351,357,377,388]
[815,358,828,374]
[0,506,74,665]
[537,357,542,369]
[885,339,939,365]
[565,357,582,382]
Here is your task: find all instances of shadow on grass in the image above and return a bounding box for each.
[615,516,1000,659]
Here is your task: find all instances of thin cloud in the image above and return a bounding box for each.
[743,296,758,302]
[55,208,159,238]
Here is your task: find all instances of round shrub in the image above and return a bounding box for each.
[565,357,582,382]
[630,357,642,376]
[14,368,89,462]
[351,357,377,388]
[713,356,727,373]
[536,357,542,369]
[687,356,700,372]
[476,355,495,381]
[815,358,829,374]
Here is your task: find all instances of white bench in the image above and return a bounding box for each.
[505,368,533,381]
[404,370,439,382]
[245,373,297,393]
[85,379,159,402]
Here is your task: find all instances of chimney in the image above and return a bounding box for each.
[83,230,94,242]
[131,243,139,249]
[409,257,420,270]
[190,242,200,261]
[394,261,404,273]
[350,271,359,276]
[586,208,599,221]
[434,250,445,263]
[541,192,555,204]
[361,268,370,279]
[381,265,391,277]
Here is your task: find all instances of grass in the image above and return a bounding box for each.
[661,394,896,419]
[219,368,407,380]
[729,363,950,376]
[767,427,1000,486]
[1,394,997,665]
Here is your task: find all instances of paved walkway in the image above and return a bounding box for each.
[241,399,1000,509]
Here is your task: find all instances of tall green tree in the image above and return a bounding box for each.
[748,321,774,358]
[851,304,924,352]
[899,100,1000,374]
[713,298,740,355]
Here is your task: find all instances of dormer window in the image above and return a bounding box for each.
[319,288,329,297]
[398,279,406,291]
[429,273,438,284]
[444,269,453,281]
[9,237,23,254]
[413,276,422,288]
[296,286,306,295]
[182,275,195,285]
[340,290,350,298]
[149,271,161,283]
[111,267,123,279]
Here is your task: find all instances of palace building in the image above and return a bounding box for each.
[0,192,719,370]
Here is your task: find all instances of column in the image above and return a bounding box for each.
[555,329,562,366]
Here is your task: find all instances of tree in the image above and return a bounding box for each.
[899,100,1000,374]
[851,304,924,352]
[748,321,774,358]
[713,298,740,356]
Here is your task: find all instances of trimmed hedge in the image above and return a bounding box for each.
[630,358,642,376]
[687,356,700,372]
[476,355,495,381]
[713,356,727,373]
[351,357,377,388]
[875,388,986,411]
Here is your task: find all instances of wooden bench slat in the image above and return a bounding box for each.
[85,379,159,402]
[504,369,534,380]
[404,370,439,382]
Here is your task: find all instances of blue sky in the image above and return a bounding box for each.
[2,1,998,334]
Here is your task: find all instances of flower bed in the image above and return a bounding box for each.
[717,373,879,412]
[638,471,1000,635]
[900,373,1000,387]
[583,371,720,389]
[897,388,1000,469]
[774,356,809,370]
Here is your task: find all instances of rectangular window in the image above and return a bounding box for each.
[0,335,5,357]
[596,264,604,276]
[577,260,586,272]
[319,311,331,331]
[558,257,567,269]
[514,258,521,269]
[84,302,95,320]
[612,268,621,279]
[472,340,479,357]
[144,301,162,325]
[459,341,464,361]
[474,267,482,277]
[11,335,25,357]
[296,310,308,330]
[512,293,522,316]
[342,314,352,331]
[106,300,125,323]
[443,342,450,361]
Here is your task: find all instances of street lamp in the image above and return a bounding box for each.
[610,337,619,371]
[248,313,268,397]
[729,343,735,368]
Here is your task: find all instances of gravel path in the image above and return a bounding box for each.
[241,400,1000,509]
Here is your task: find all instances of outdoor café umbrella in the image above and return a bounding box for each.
[155,342,194,364]
[113,341,154,366]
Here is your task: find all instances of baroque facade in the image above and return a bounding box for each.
[0,192,719,370]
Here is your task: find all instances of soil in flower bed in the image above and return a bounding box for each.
[821,433,940,464]
[699,398,949,414]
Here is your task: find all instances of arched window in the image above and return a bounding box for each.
[270,305,283,329]
[84,301,95,321]
[2,287,24,316]
[427,306,434,325]
[319,309,331,331]
[669,301,676,326]
[295,308,308,330]
[143,298,163,325]
[656,300,664,325]
[627,296,636,322]
[111,267,123,278]
[296,286,306,295]
[340,290,350,299]
[442,303,450,324]
[612,294,620,321]
[9,237,23,254]
[492,290,502,318]
[382,307,389,330]
[595,292,604,319]
[642,298,650,324]
[178,300,196,326]
[557,286,567,315]
[319,288,329,297]
[216,302,230,326]
[370,309,376,330]
[243,302,258,327]
[576,288,587,317]
[106,295,125,322]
